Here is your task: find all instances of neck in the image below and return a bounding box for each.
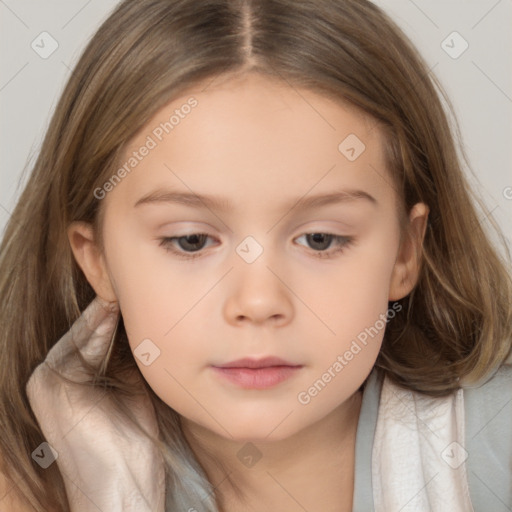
[180,390,363,512]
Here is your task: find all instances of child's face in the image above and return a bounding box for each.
[82,72,424,441]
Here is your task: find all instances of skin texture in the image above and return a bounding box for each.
[68,72,429,511]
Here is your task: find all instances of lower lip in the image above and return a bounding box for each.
[211,366,302,389]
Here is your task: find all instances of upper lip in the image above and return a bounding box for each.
[213,356,301,369]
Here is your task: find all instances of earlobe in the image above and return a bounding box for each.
[388,202,429,301]
[67,221,118,302]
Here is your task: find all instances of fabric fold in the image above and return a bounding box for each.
[372,376,474,511]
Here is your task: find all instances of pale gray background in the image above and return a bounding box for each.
[1,0,511,258]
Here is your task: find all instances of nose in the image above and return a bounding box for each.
[223,255,294,328]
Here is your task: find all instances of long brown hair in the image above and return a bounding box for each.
[1,0,511,510]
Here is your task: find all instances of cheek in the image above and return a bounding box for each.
[290,267,397,427]
[103,227,190,341]
[300,227,399,348]
[296,228,400,393]
[103,229,214,411]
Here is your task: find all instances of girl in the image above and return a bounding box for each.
[1,0,511,511]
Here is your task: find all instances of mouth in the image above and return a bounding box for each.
[211,357,303,389]
[214,356,300,369]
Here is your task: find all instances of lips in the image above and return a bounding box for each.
[211,356,303,389]
[213,356,300,369]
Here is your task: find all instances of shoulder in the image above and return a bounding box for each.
[463,364,512,512]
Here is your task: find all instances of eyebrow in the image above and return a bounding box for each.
[133,187,377,212]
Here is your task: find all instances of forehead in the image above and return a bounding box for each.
[110,72,395,214]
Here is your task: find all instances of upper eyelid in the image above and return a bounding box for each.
[163,230,349,239]
[161,220,355,236]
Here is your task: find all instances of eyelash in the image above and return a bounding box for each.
[158,233,355,260]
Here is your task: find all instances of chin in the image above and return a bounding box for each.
[222,418,302,444]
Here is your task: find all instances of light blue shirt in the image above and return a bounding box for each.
[352,364,512,511]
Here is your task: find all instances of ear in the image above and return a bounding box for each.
[388,202,429,301]
[67,221,118,302]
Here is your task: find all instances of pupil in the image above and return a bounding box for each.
[180,234,205,251]
[308,233,331,250]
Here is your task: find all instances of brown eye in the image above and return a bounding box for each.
[305,233,334,251]
[159,233,216,259]
[174,234,209,252]
[294,233,354,259]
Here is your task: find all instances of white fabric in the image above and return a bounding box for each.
[372,375,474,511]
[26,297,166,512]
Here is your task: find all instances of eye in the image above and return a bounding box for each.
[158,232,354,260]
[294,233,354,259]
[159,233,216,260]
